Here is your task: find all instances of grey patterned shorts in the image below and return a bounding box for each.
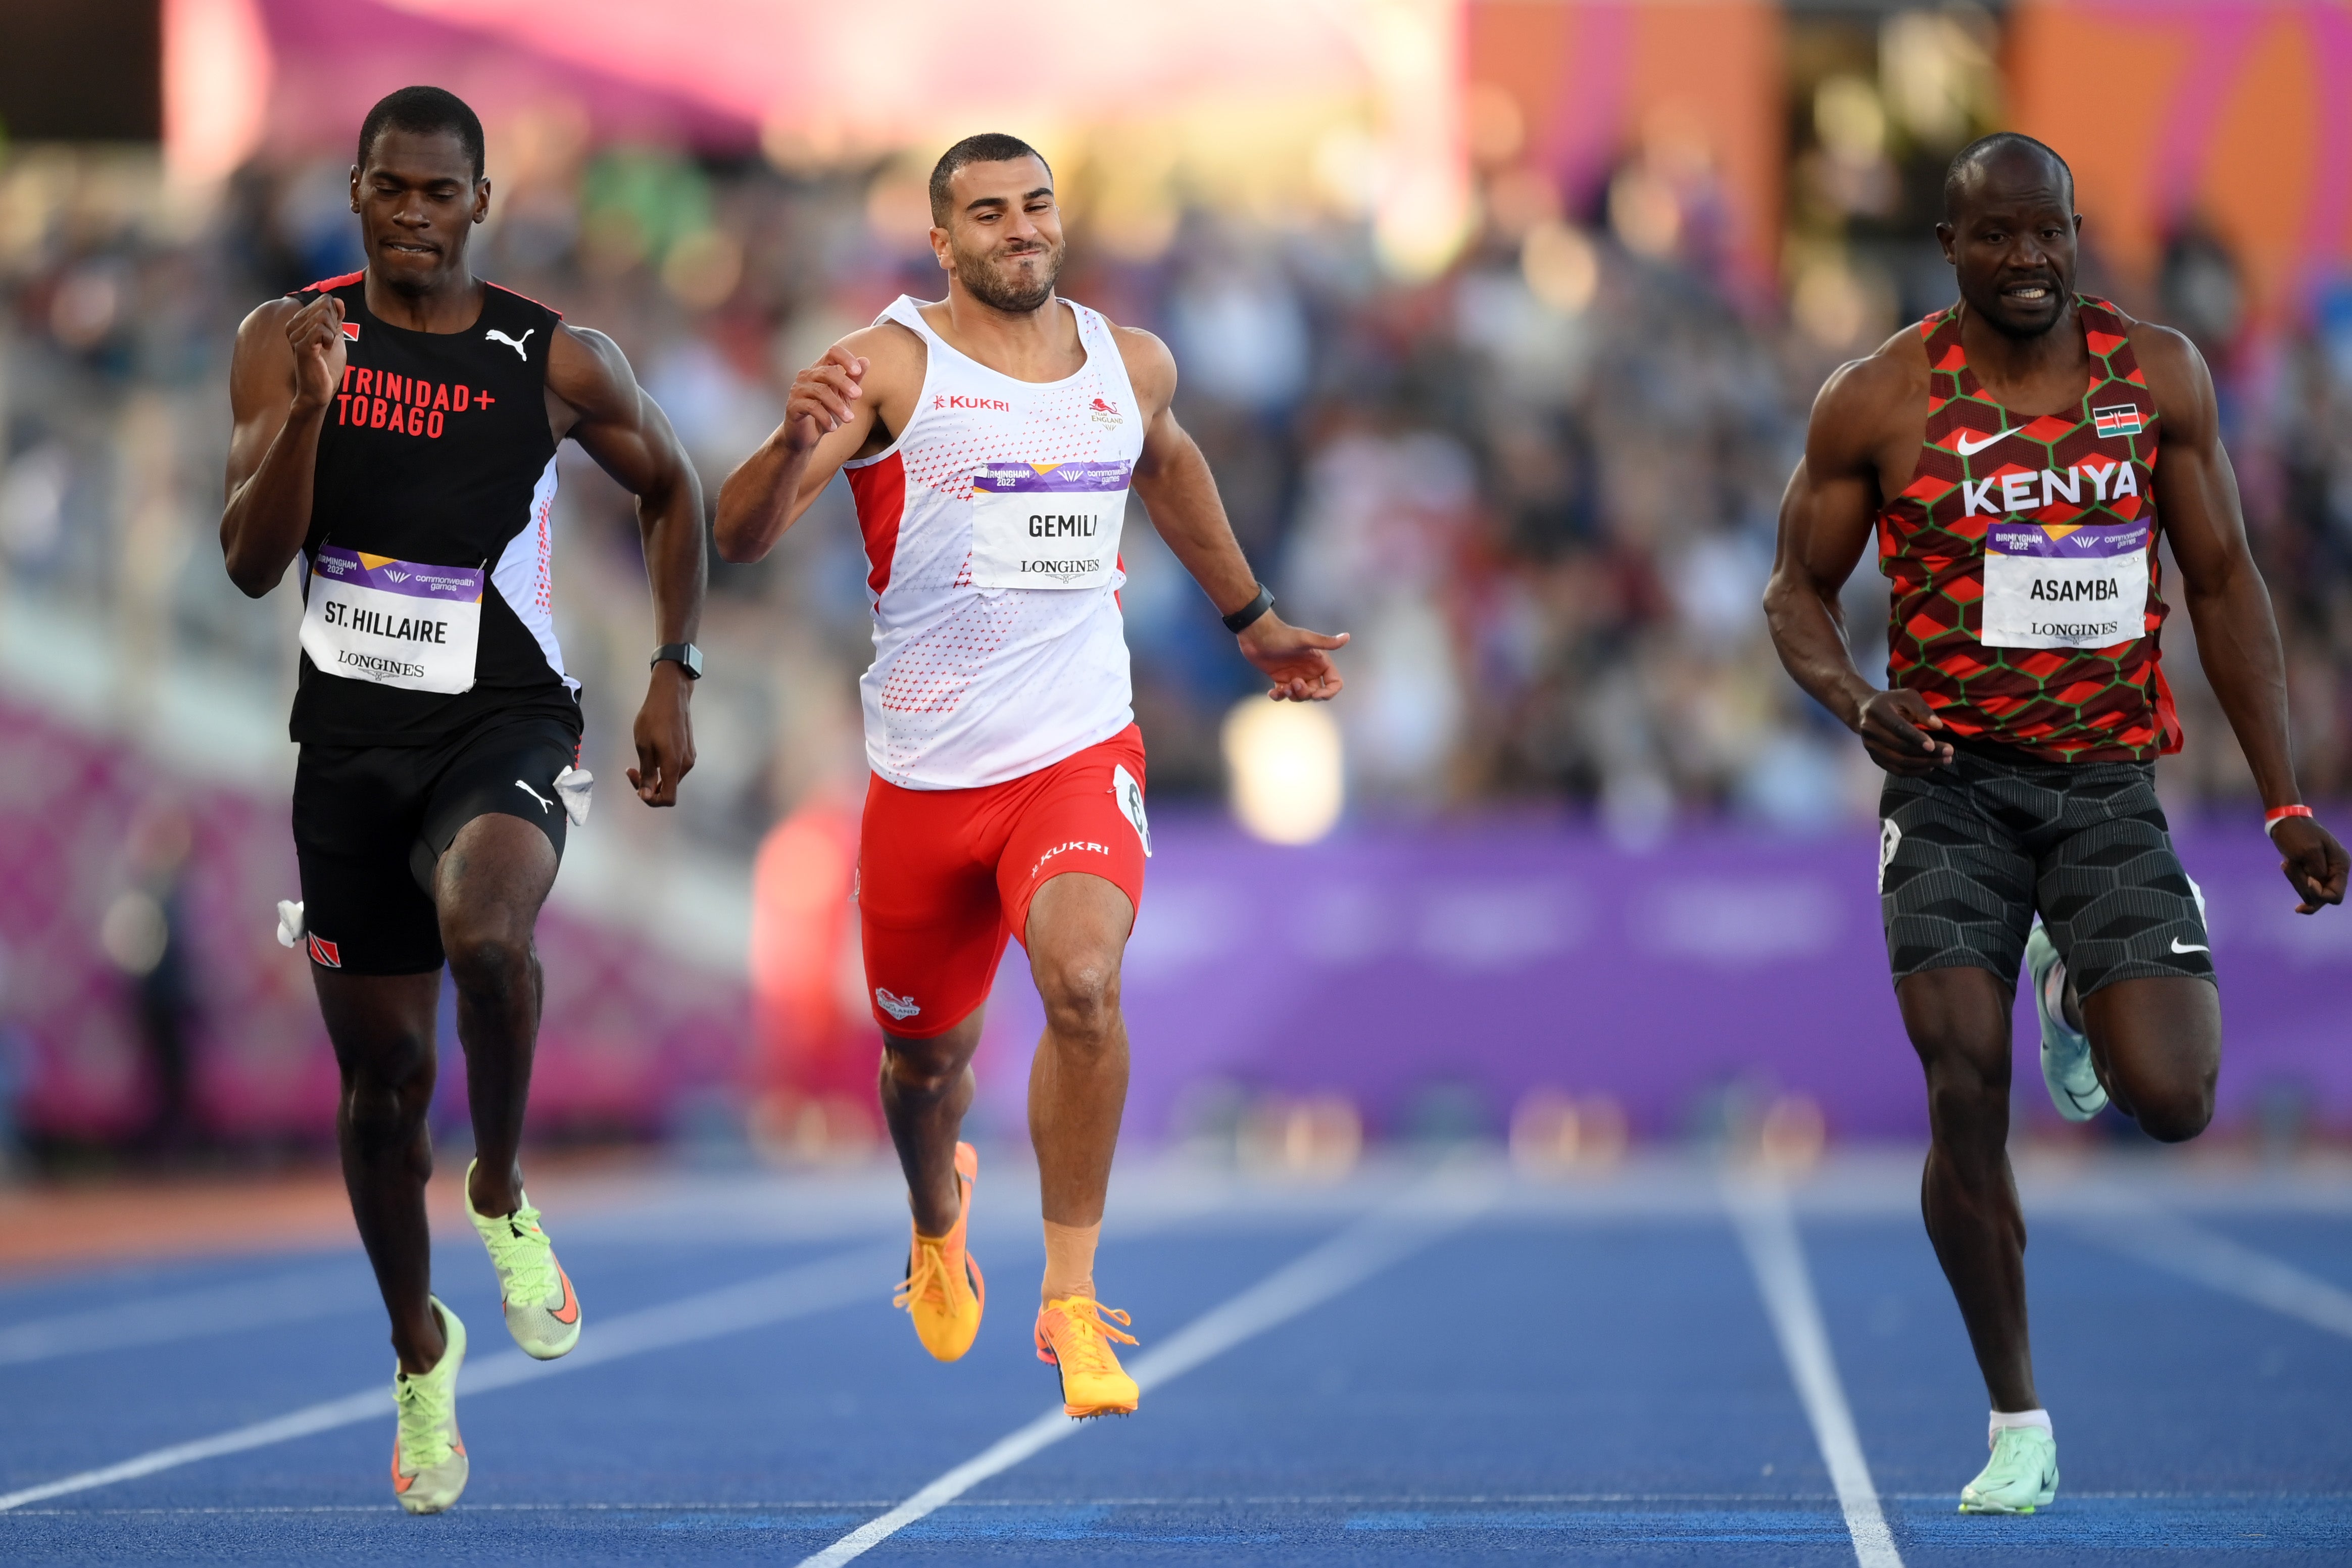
[1878,744,2214,997]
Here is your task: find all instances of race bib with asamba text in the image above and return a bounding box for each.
[1979,521,2150,650]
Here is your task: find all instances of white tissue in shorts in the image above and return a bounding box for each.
[553,765,592,826]
[275,900,304,949]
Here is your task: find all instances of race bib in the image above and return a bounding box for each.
[966,461,1129,591]
[299,545,482,693]
[1980,522,2149,650]
[1112,762,1151,858]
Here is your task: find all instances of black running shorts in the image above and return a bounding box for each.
[292,714,581,974]
[1877,742,2214,998]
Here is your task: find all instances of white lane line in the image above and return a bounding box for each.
[2091,1210,2352,1340]
[0,1267,377,1367]
[1725,1175,1904,1568]
[795,1164,1500,1568]
[0,1246,891,1513]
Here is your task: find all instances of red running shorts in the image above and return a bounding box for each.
[858,724,1148,1039]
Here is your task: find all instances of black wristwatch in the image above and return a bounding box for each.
[651,642,704,679]
[1221,584,1275,633]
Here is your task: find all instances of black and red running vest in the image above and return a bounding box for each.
[287,271,578,747]
[1878,297,2178,763]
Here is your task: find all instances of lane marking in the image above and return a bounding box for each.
[9,1487,2341,1519]
[1726,1175,1904,1568]
[0,1246,890,1513]
[0,1266,377,1366]
[795,1165,1499,1567]
[2091,1210,2352,1340]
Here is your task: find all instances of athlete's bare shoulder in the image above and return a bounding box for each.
[2111,308,2215,435]
[1804,323,1932,474]
[231,296,305,368]
[546,321,641,423]
[236,295,304,337]
[229,297,313,412]
[838,318,926,393]
[1104,320,1175,417]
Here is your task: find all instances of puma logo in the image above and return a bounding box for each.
[515,779,553,813]
[485,328,534,360]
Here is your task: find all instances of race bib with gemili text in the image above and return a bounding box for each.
[966,461,1130,591]
[1980,521,2150,650]
[299,544,483,694]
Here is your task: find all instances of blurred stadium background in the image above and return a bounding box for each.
[3,0,2350,1190]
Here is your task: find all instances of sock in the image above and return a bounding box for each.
[1989,1408,2052,1448]
[1041,1219,1101,1305]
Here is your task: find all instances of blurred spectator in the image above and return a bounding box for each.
[2,130,2347,853]
[102,804,200,1157]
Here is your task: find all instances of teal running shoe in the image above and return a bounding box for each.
[2026,922,2105,1122]
[392,1297,468,1515]
[1959,1423,2058,1514]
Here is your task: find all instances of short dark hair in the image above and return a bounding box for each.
[1943,132,2073,220]
[357,86,485,181]
[928,133,1051,226]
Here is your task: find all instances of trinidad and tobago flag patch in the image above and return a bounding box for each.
[340,321,360,340]
[306,934,342,968]
[2092,403,2143,438]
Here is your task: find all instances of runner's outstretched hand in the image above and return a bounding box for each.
[784,345,868,450]
[286,293,348,410]
[1856,688,1954,774]
[2272,816,2349,915]
[629,661,697,807]
[1239,614,1348,701]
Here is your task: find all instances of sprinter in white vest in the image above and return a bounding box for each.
[716,133,1346,1418]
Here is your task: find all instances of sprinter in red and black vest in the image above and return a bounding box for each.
[219,86,706,1514]
[1767,133,2346,1513]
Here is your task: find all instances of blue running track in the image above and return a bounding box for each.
[3,1153,2348,1564]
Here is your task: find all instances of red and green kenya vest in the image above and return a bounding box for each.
[1877,297,2178,763]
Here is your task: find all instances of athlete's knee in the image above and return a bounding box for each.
[882,1034,972,1099]
[2130,1076,2214,1143]
[444,925,534,1003]
[1910,1024,2010,1136]
[1037,954,1120,1048]
[338,1039,433,1149]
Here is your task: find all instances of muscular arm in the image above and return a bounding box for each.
[1117,327,1346,701]
[2141,324,2347,910]
[220,294,347,596]
[713,325,916,564]
[1763,349,1954,773]
[545,323,706,806]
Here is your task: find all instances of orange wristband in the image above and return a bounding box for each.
[2265,804,2313,838]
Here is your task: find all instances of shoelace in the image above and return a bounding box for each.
[394,1368,454,1471]
[483,1203,558,1305]
[1044,1299,1137,1375]
[894,1236,963,1313]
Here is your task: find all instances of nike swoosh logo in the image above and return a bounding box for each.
[1954,429,2007,456]
[2171,938,2210,954]
[550,1267,580,1325]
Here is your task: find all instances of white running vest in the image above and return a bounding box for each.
[844,296,1142,789]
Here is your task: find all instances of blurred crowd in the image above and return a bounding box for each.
[7,114,2352,870]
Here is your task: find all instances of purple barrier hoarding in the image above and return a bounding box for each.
[971,811,2352,1142]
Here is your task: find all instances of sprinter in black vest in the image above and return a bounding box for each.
[219,86,706,1514]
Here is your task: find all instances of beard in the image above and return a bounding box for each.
[954,238,1062,314]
